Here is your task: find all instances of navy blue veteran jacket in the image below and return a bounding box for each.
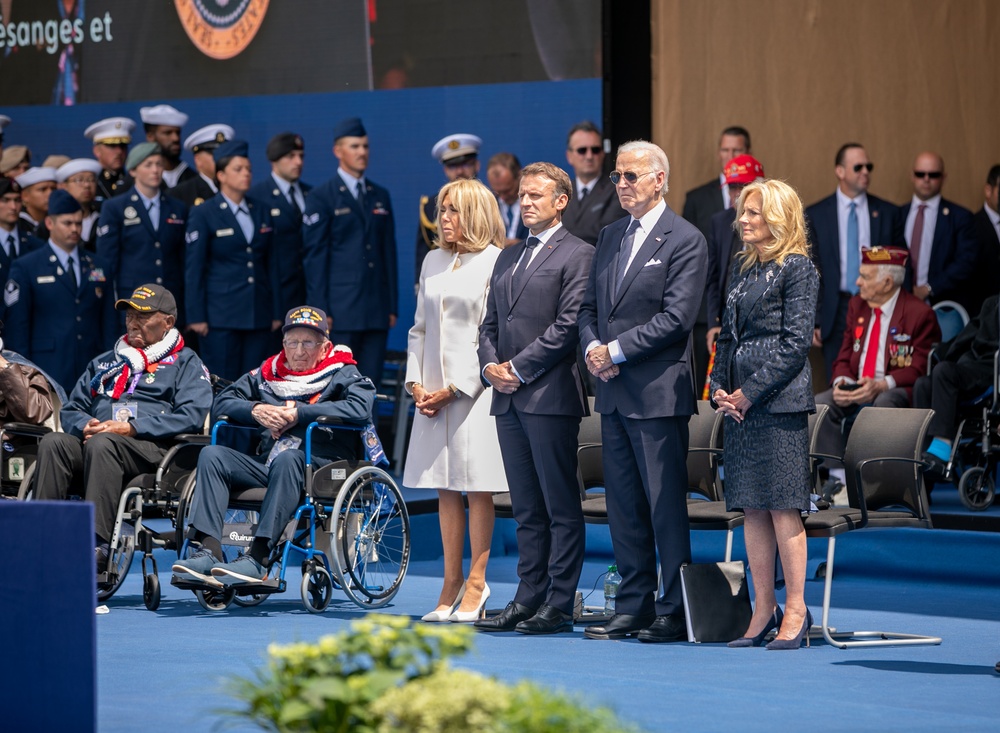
[247,176,312,315]
[60,346,213,440]
[3,246,117,392]
[302,176,398,330]
[214,360,376,463]
[96,186,188,318]
[184,193,281,329]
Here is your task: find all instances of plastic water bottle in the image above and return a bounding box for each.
[604,564,621,614]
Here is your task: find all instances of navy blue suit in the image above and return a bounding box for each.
[805,192,903,375]
[705,207,739,331]
[578,204,707,618]
[3,245,116,392]
[184,193,280,381]
[971,207,1000,308]
[302,174,398,385]
[247,175,312,317]
[900,198,978,311]
[95,186,188,321]
[0,224,44,323]
[479,225,594,614]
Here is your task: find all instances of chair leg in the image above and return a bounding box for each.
[724,529,733,563]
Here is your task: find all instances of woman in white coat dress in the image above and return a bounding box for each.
[404,178,509,622]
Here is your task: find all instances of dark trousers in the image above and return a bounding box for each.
[33,432,167,543]
[601,411,691,617]
[814,386,910,461]
[329,329,387,388]
[198,327,273,383]
[496,410,584,614]
[821,292,853,382]
[913,359,995,439]
[187,444,305,549]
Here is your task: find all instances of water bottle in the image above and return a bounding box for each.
[603,564,621,614]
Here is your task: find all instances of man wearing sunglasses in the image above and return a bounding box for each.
[561,121,624,246]
[900,151,977,312]
[578,141,706,643]
[806,143,903,379]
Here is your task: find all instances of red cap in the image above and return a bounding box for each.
[723,154,765,185]
[861,246,909,267]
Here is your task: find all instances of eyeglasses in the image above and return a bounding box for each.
[852,163,874,173]
[913,170,943,180]
[573,146,602,156]
[609,170,654,185]
[283,339,320,351]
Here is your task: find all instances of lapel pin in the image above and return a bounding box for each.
[943,207,950,216]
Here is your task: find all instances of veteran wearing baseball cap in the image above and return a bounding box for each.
[171,123,236,208]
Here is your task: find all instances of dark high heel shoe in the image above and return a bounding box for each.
[765,609,813,650]
[727,606,783,648]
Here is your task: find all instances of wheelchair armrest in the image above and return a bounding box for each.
[1,422,52,438]
[315,415,351,426]
[174,434,211,445]
[809,451,843,463]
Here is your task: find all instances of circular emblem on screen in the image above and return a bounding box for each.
[176,0,270,60]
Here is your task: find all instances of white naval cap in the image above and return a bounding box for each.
[0,115,10,130]
[184,124,236,153]
[15,166,58,188]
[56,158,103,183]
[431,133,482,164]
[84,117,136,144]
[140,104,189,128]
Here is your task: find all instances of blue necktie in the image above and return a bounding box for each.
[846,202,860,294]
[615,220,642,297]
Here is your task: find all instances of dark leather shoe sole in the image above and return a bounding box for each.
[515,619,574,635]
[474,603,536,632]
[636,628,687,643]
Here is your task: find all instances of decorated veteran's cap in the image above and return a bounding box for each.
[85,117,135,145]
[282,306,329,337]
[266,132,304,161]
[184,124,235,154]
[47,189,82,217]
[0,177,21,196]
[56,158,103,182]
[861,246,909,267]
[724,154,765,185]
[432,133,482,165]
[140,104,188,128]
[125,142,162,172]
[15,166,57,189]
[332,117,366,142]
[115,283,178,317]
[0,145,31,175]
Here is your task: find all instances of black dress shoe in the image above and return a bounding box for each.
[637,614,688,643]
[922,452,949,482]
[515,604,574,635]
[474,601,536,632]
[583,613,656,640]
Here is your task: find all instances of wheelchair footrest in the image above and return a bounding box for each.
[231,578,284,596]
[170,576,225,591]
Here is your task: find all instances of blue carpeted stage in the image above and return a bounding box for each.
[88,499,1000,733]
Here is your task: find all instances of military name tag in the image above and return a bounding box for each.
[271,208,282,217]
[216,228,235,237]
[112,401,138,422]
[36,275,56,284]
[334,207,351,216]
[124,218,141,226]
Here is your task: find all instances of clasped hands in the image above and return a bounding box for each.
[484,362,521,395]
[82,418,136,442]
[412,384,458,418]
[585,345,620,382]
[252,402,299,439]
[713,388,752,423]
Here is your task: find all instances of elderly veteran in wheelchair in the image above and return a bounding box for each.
[32,284,213,573]
[172,305,376,586]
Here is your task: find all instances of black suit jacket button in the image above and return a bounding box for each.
[506,315,513,322]
[608,316,615,323]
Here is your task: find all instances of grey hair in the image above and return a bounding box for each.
[877,264,905,287]
[616,140,670,193]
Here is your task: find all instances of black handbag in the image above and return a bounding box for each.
[679,561,753,643]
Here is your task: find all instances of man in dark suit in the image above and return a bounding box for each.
[578,141,707,643]
[805,143,904,380]
[900,152,978,312]
[171,124,235,208]
[248,132,311,329]
[487,152,530,247]
[681,126,751,241]
[3,190,116,391]
[970,164,1000,308]
[561,121,624,246]
[476,162,594,635]
[303,117,398,387]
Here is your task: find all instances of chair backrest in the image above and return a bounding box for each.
[578,396,601,446]
[807,403,830,491]
[932,300,970,344]
[842,407,933,519]
[687,400,723,500]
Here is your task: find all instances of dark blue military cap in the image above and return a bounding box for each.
[332,117,366,141]
[213,139,249,164]
[47,189,82,216]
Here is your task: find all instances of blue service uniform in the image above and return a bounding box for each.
[188,359,376,549]
[302,175,398,385]
[185,193,281,381]
[33,345,213,542]
[3,245,117,392]
[95,186,189,322]
[247,175,311,318]
[0,223,44,323]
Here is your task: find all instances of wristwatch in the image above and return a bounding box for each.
[447,383,461,399]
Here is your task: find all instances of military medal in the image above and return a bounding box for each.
[145,373,156,384]
[853,323,864,353]
[889,343,899,367]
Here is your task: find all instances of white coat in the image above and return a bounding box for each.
[402,245,508,493]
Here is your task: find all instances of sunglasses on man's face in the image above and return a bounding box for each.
[573,146,602,156]
[913,170,943,180]
[609,170,654,185]
[852,163,874,173]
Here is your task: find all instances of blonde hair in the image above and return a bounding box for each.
[433,178,506,252]
[733,179,810,271]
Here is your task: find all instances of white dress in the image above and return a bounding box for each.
[402,245,509,493]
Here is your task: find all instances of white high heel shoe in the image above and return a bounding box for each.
[421,582,466,622]
[449,583,491,622]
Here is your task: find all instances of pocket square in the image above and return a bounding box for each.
[643,258,663,267]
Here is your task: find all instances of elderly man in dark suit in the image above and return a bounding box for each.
[578,141,707,643]
[476,162,594,635]
[805,143,904,380]
[561,121,624,246]
[303,117,398,387]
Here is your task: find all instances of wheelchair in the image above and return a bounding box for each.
[170,413,411,613]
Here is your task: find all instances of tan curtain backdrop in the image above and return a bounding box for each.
[653,0,1000,214]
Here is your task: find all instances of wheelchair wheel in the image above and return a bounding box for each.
[97,522,135,602]
[958,466,996,511]
[143,574,161,611]
[301,561,333,613]
[196,586,236,611]
[330,466,410,608]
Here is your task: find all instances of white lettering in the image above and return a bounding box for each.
[89,16,103,43]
